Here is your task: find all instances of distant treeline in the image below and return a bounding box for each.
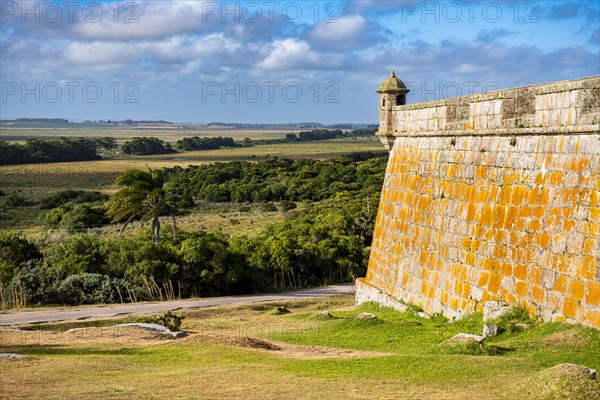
[176,136,237,151]
[0,129,378,163]
[121,137,174,155]
[11,118,70,124]
[206,122,324,128]
[347,128,378,137]
[174,129,376,152]
[0,138,100,165]
[243,128,377,146]
[286,128,376,141]
[204,122,378,130]
[120,119,173,125]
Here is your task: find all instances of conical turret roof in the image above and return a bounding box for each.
[377,70,408,93]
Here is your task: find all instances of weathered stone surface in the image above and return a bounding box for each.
[355,313,377,320]
[483,301,513,321]
[482,301,513,337]
[514,322,531,331]
[445,333,486,345]
[356,278,408,312]
[358,75,600,330]
[115,323,186,339]
[482,323,498,338]
[0,353,28,359]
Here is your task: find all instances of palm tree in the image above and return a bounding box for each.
[107,168,178,243]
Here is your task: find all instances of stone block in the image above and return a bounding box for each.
[445,332,486,344]
[482,301,513,337]
[355,313,377,320]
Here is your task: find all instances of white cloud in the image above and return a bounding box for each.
[306,15,388,51]
[310,15,366,42]
[190,34,242,57]
[257,39,321,70]
[72,1,219,41]
[62,41,147,66]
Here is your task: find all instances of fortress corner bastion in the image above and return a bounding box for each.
[357,73,600,329]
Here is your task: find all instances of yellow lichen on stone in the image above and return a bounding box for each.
[359,76,600,330]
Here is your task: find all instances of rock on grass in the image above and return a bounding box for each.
[0,353,28,359]
[355,312,376,320]
[268,306,291,315]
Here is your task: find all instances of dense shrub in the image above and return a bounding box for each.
[55,273,130,305]
[43,202,110,231]
[3,261,58,306]
[49,234,109,277]
[176,136,236,151]
[40,190,108,209]
[0,233,42,285]
[246,202,369,289]
[165,153,387,205]
[121,137,174,155]
[260,203,277,212]
[298,129,343,141]
[3,191,33,207]
[178,232,242,296]
[279,200,297,211]
[0,138,100,165]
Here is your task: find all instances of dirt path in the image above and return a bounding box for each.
[0,283,355,326]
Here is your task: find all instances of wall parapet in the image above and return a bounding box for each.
[376,76,599,150]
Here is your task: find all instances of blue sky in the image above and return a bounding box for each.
[1,0,599,123]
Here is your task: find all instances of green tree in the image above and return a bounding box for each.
[0,233,42,285]
[49,234,107,277]
[106,168,178,243]
[42,202,109,231]
[178,232,232,296]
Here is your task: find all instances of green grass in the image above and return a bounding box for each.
[279,303,482,353]
[271,302,600,379]
[2,297,599,399]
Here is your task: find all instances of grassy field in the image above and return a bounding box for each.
[0,132,384,236]
[1,296,599,399]
[0,126,304,145]
[1,139,383,190]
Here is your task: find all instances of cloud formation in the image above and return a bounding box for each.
[1,0,598,122]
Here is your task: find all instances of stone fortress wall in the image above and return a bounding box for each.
[356,75,600,329]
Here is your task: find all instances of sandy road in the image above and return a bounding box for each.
[0,283,355,326]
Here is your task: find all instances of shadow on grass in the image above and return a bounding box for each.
[432,342,517,356]
[0,344,139,357]
[486,345,516,355]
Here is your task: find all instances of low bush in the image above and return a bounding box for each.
[136,311,185,331]
[54,273,130,305]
